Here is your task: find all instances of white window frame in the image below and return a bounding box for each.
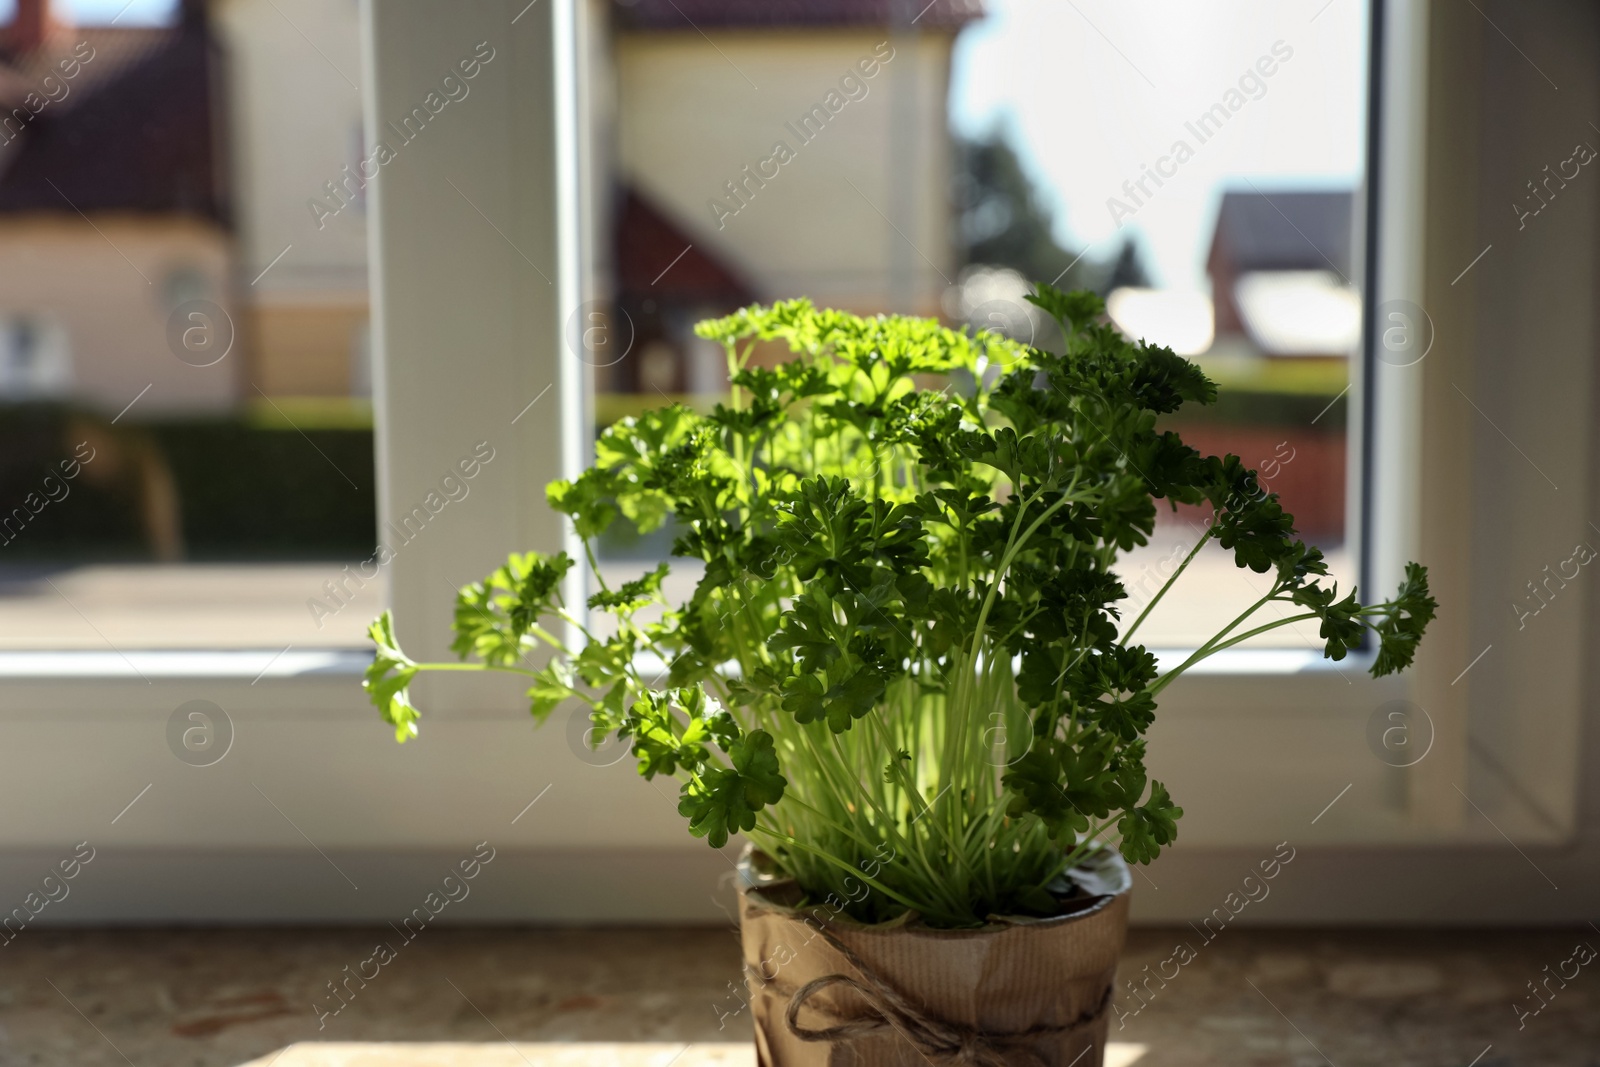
[1,0,1591,923]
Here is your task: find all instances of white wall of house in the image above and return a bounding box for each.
[0,217,233,414]
[212,5,964,392]
[611,30,958,316]
[213,0,369,393]
[214,0,367,296]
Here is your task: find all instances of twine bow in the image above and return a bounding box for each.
[767,926,1110,1067]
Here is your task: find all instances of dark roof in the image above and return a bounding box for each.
[616,186,756,303]
[1206,190,1354,277]
[0,20,228,224]
[613,0,984,32]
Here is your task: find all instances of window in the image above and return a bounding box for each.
[0,0,1578,923]
[0,0,378,651]
[592,0,1371,653]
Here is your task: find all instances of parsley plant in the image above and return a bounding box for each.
[364,285,1435,928]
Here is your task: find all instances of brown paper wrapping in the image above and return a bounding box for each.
[737,847,1132,1067]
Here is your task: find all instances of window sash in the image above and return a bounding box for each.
[0,0,1582,876]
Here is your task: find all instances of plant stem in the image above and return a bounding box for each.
[412,661,541,676]
[1122,523,1214,643]
[1147,609,1322,696]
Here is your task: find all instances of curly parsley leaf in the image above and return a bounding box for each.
[370,288,1433,922]
[365,612,422,742]
[676,730,787,848]
[1118,781,1182,865]
[1371,563,1438,677]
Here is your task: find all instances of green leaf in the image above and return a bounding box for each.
[1002,736,1120,843]
[547,475,618,540]
[588,561,671,614]
[767,594,839,674]
[780,673,826,724]
[525,660,576,722]
[365,612,421,742]
[825,666,889,733]
[450,551,573,666]
[1371,563,1438,677]
[1118,781,1182,865]
[676,730,787,848]
[1025,283,1104,333]
[364,286,1433,928]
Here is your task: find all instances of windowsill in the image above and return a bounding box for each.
[0,548,1364,681]
[0,648,371,679]
[0,645,1363,683]
[0,563,385,650]
[1150,646,1367,675]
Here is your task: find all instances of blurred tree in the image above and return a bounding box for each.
[953,131,1081,286]
[1099,236,1153,295]
[952,130,1151,293]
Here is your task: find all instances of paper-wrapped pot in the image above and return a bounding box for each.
[737,846,1132,1067]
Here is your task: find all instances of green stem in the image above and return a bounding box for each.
[948,481,1084,819]
[748,826,933,919]
[1122,524,1214,643]
[412,661,541,676]
[1148,608,1321,696]
[583,540,611,596]
[1060,818,1119,872]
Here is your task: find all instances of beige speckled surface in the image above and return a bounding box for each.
[233,1044,753,1066]
[2,926,1595,1066]
[229,1042,1156,1065]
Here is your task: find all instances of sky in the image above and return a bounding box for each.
[948,0,1369,292]
[0,0,176,25]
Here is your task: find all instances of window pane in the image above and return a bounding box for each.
[0,0,379,649]
[593,0,1367,650]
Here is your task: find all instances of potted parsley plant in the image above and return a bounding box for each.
[364,285,1434,1066]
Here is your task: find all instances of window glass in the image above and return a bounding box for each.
[0,0,378,649]
[592,0,1368,650]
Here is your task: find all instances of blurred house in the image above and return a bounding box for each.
[1104,287,1214,356]
[211,0,368,402]
[607,185,756,396]
[0,0,232,415]
[1103,190,1363,543]
[598,0,980,393]
[213,0,980,401]
[1205,189,1359,359]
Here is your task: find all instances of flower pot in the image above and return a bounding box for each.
[737,846,1132,1067]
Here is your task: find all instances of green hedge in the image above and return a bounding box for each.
[0,404,375,562]
[0,385,1340,564]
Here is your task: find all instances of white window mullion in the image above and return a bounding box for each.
[363,0,579,714]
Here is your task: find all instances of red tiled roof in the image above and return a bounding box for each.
[0,18,228,224]
[613,0,984,32]
[616,186,756,302]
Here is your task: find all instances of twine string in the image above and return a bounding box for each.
[766,924,1110,1067]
